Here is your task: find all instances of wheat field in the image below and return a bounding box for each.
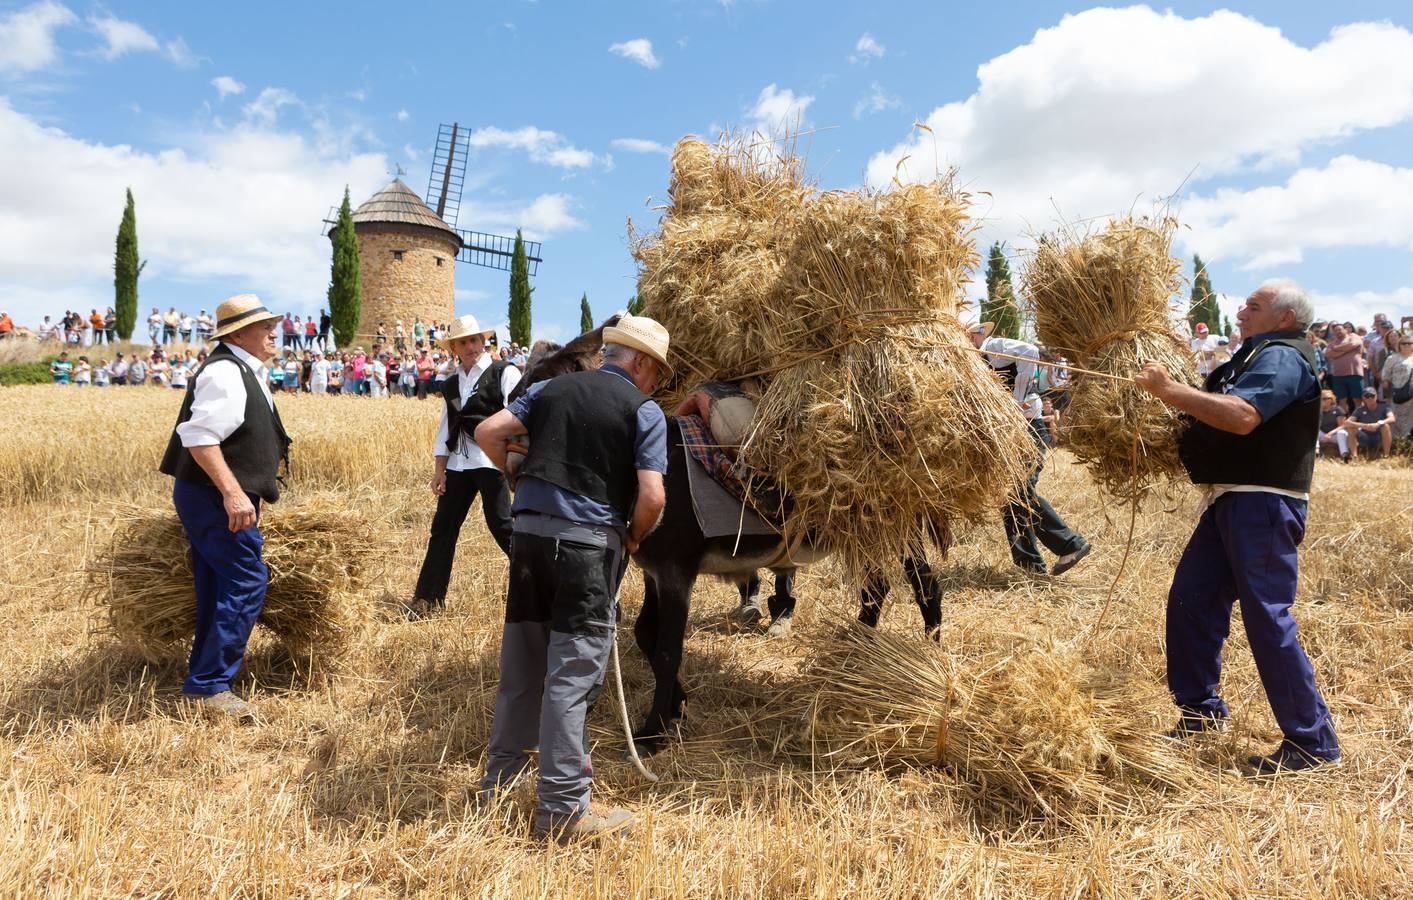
[3,384,1412,898]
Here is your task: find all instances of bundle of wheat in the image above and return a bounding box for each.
[800,626,1199,820]
[634,134,1036,576]
[1023,216,1198,501]
[86,495,385,661]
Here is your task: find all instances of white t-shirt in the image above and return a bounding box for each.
[433,355,522,472]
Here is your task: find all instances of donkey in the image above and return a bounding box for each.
[510,319,944,755]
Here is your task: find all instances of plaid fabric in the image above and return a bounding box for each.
[677,413,747,503]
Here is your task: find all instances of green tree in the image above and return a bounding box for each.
[113,188,145,340]
[627,294,645,316]
[1189,255,1219,332]
[327,187,361,349]
[982,242,1021,339]
[1221,313,1233,337]
[579,293,593,333]
[508,229,533,346]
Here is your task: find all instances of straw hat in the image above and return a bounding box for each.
[212,294,282,339]
[440,313,495,345]
[603,314,672,373]
[966,321,995,339]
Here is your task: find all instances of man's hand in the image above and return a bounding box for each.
[430,470,447,495]
[1133,361,1173,396]
[223,490,257,532]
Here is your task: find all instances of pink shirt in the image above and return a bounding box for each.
[1326,333,1365,377]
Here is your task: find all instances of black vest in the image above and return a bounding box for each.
[441,359,516,456]
[517,368,649,521]
[1177,334,1320,492]
[159,343,292,502]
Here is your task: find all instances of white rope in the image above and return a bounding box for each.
[612,632,659,782]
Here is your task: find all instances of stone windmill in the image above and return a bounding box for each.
[325,122,543,344]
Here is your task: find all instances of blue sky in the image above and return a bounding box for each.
[2,1,1412,343]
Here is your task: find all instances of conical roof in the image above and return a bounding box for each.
[350,179,461,245]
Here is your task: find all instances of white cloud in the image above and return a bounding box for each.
[609,38,660,69]
[1306,287,1413,329]
[746,83,813,133]
[850,32,885,64]
[610,137,669,154]
[0,97,389,324]
[0,1,77,74]
[463,125,605,169]
[396,108,409,122]
[163,36,195,67]
[401,142,420,162]
[865,8,1413,255]
[211,75,245,100]
[1184,156,1413,270]
[90,14,158,59]
[242,87,300,126]
[508,193,584,239]
[853,82,900,119]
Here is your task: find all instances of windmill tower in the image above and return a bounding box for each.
[325,122,543,345]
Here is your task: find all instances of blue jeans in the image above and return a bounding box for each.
[172,480,268,696]
[1166,491,1339,758]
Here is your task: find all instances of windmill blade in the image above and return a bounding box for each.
[425,122,468,227]
[457,230,542,274]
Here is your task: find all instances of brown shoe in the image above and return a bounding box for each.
[532,803,636,844]
[190,690,256,721]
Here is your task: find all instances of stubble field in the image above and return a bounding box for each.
[2,384,1412,898]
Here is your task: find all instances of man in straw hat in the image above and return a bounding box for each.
[473,313,670,843]
[968,321,1093,576]
[1135,279,1340,776]
[158,294,291,720]
[407,314,521,618]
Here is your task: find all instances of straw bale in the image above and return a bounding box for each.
[1023,216,1198,502]
[635,134,1037,574]
[801,626,1199,819]
[85,494,385,662]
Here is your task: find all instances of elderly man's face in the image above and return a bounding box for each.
[1235,288,1296,336]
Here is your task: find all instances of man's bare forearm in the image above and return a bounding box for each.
[188,445,245,498]
[1150,381,1262,435]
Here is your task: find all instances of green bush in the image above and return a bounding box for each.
[0,360,54,386]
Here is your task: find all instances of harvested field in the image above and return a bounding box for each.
[3,385,1413,897]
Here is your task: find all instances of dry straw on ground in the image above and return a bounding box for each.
[86,495,386,660]
[635,134,1036,575]
[1024,216,1198,502]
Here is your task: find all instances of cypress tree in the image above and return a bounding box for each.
[1222,313,1232,337]
[627,294,645,316]
[508,229,532,346]
[327,187,361,349]
[113,188,142,340]
[982,242,1021,339]
[1190,255,1219,331]
[579,293,593,333]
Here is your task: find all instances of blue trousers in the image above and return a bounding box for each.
[1166,491,1339,758]
[172,480,269,696]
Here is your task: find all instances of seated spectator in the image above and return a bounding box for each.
[109,352,128,386]
[1316,390,1350,461]
[269,356,286,392]
[1345,387,1394,459]
[127,354,147,386]
[94,358,111,387]
[51,351,73,384]
[73,355,92,386]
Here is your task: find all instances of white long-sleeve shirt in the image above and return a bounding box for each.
[981,336,1042,420]
[175,343,275,448]
[433,353,522,471]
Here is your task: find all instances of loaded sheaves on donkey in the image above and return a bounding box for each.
[509,317,946,756]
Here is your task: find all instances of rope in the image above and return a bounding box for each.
[612,633,659,782]
[961,345,1136,384]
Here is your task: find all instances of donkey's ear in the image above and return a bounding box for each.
[525,339,561,374]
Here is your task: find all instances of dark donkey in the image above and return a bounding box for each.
[510,318,944,755]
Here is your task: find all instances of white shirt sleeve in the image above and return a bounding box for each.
[175,359,247,447]
[500,364,522,404]
[433,398,451,457]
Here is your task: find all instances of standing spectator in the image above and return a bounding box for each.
[291,316,303,350]
[67,311,83,346]
[51,351,73,384]
[164,307,180,345]
[103,307,117,344]
[109,351,129,386]
[282,353,300,393]
[89,309,105,345]
[303,316,316,350]
[413,317,426,348]
[73,355,92,386]
[1380,332,1413,440]
[127,354,146,387]
[94,358,111,387]
[432,352,452,393]
[310,350,330,394]
[318,308,331,351]
[399,353,417,397]
[376,321,388,346]
[395,320,407,353]
[369,352,389,398]
[1346,388,1394,459]
[1190,322,1219,377]
[327,353,345,394]
[148,307,163,345]
[281,313,296,350]
[0,311,13,339]
[180,311,196,345]
[1324,322,1365,412]
[345,346,368,395]
[196,309,214,347]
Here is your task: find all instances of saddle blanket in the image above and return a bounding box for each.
[677,414,779,539]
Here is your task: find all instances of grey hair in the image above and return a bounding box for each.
[1260,278,1315,331]
[601,342,642,365]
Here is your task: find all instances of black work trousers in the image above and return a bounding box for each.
[1003,421,1084,571]
[413,467,513,603]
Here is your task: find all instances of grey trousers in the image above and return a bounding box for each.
[481,514,623,816]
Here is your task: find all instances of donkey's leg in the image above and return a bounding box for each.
[858,568,890,628]
[766,569,798,638]
[631,568,693,755]
[902,555,943,641]
[729,571,767,627]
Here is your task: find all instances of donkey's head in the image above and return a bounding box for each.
[508,314,621,402]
